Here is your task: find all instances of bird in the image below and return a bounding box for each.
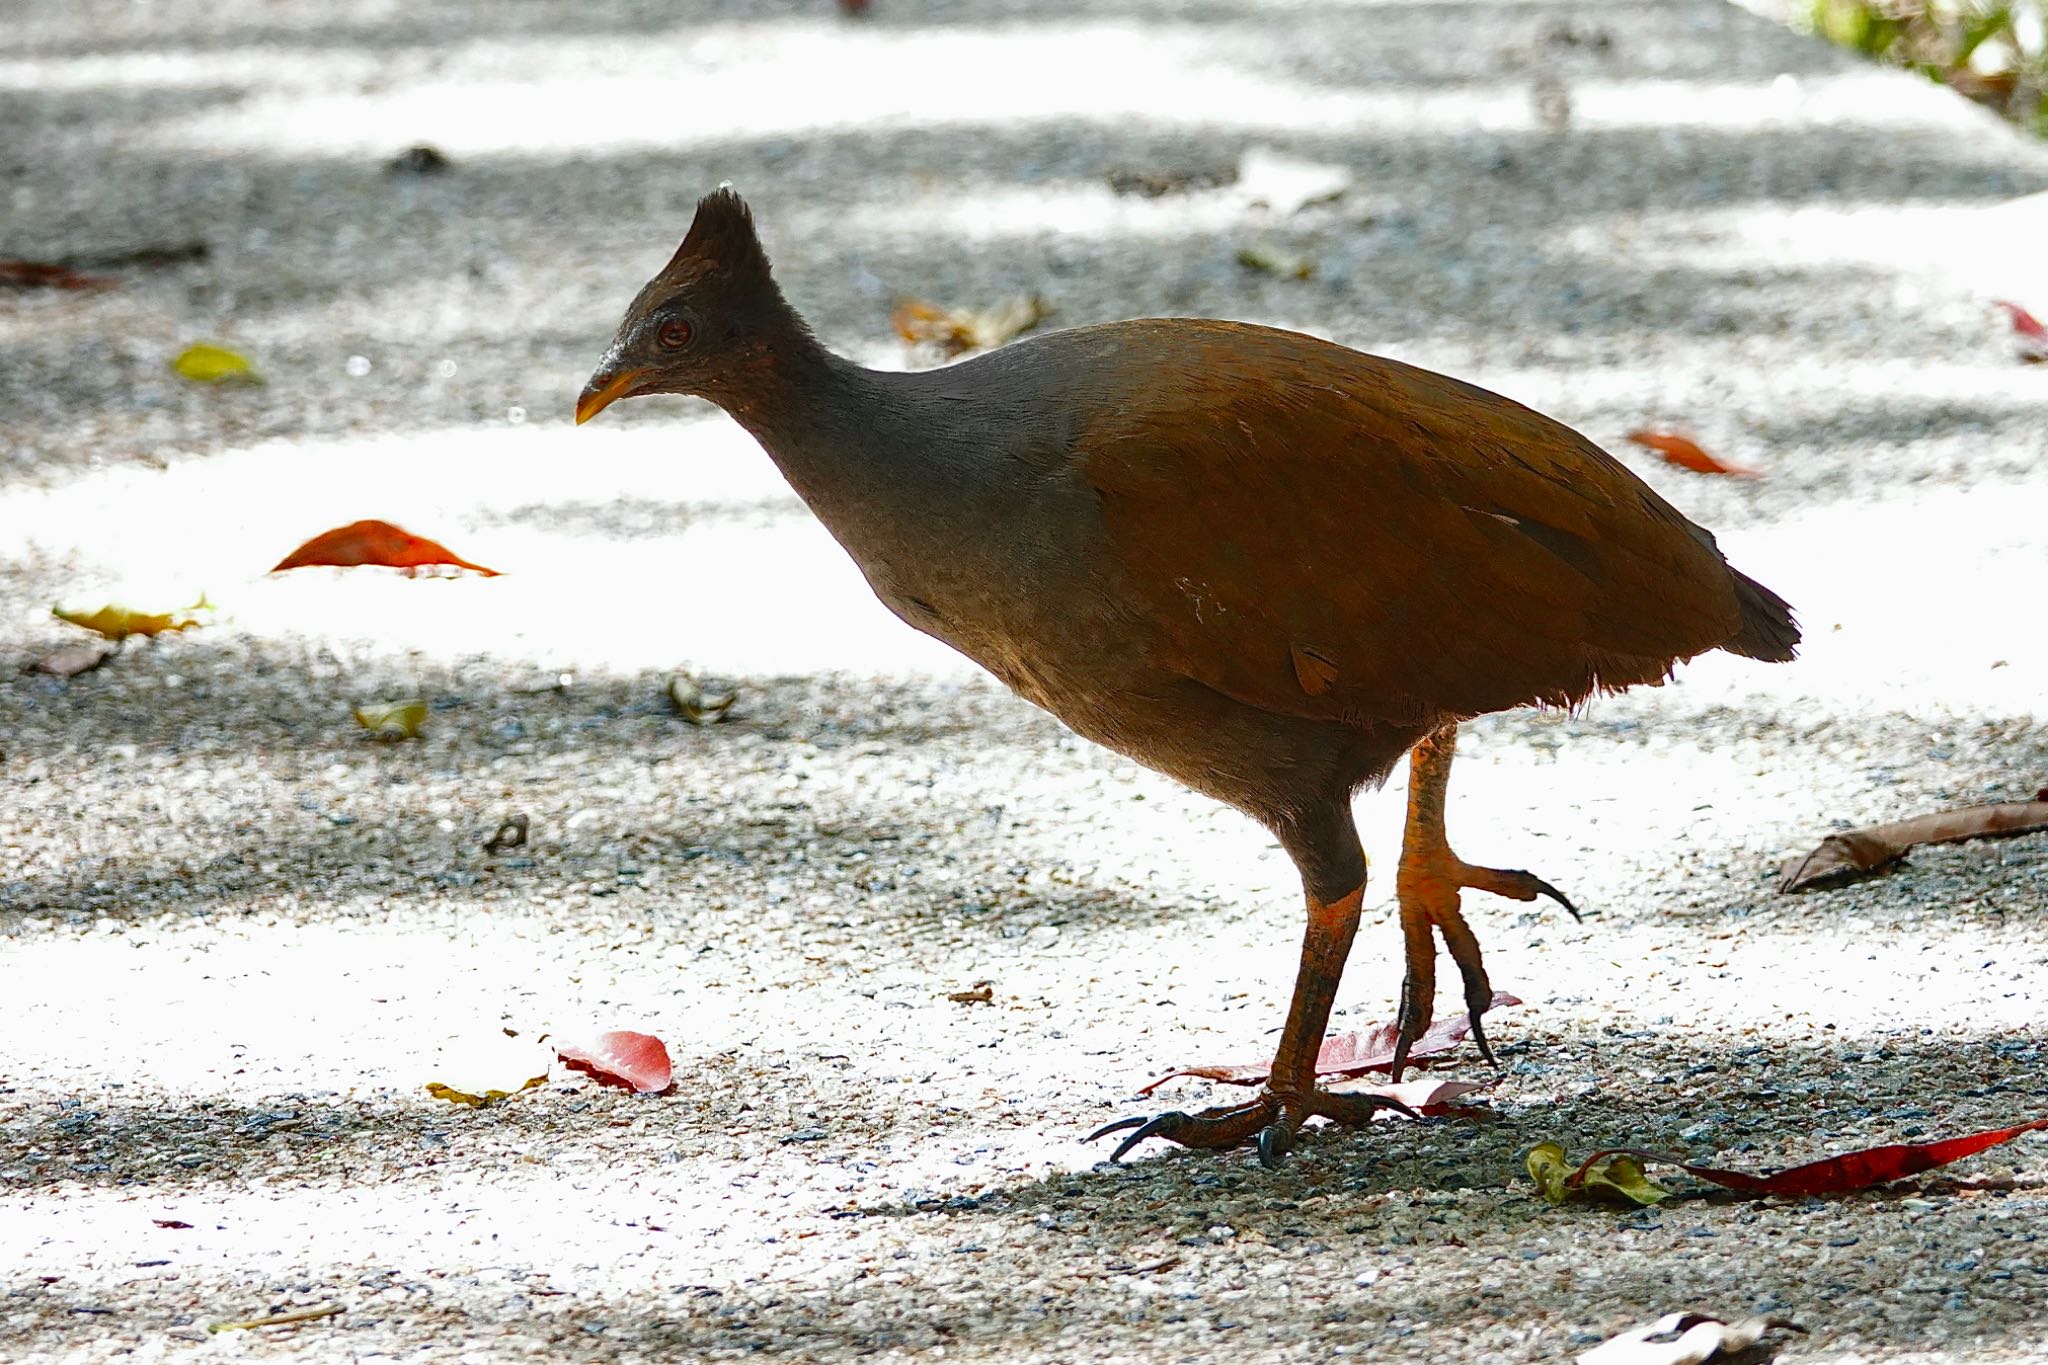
[577,189,1798,1168]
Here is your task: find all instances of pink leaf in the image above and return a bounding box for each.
[1139,992,1520,1094]
[555,1030,673,1095]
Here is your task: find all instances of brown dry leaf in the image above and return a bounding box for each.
[1780,797,2048,892]
[892,295,1049,357]
[0,258,114,290]
[1579,1313,1802,1365]
[1624,430,1759,478]
[947,981,994,1005]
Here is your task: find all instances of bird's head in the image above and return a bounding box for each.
[576,187,799,423]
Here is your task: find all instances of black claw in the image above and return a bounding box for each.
[1387,1032,1414,1084]
[1467,1006,1498,1070]
[1084,1115,1148,1143]
[1526,874,1582,923]
[1256,1124,1295,1169]
[1093,1112,1191,1163]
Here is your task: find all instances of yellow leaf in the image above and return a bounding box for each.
[52,594,211,641]
[354,700,428,739]
[425,1076,546,1108]
[171,342,261,384]
[1526,1141,1671,1207]
[668,674,736,724]
[1526,1141,1573,1204]
[1581,1153,1670,1207]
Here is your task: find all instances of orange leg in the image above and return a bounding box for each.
[1090,883,1416,1168]
[1387,725,1578,1080]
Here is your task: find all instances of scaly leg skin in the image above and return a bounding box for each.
[1088,884,1419,1169]
[1387,725,1580,1082]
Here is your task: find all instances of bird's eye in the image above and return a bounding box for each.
[657,318,693,350]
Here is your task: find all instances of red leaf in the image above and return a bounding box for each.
[1994,301,2048,362]
[1994,300,2047,340]
[152,1219,194,1229]
[555,1031,673,1095]
[1576,1117,2048,1198]
[1139,992,1520,1094]
[1625,430,1760,478]
[271,520,500,577]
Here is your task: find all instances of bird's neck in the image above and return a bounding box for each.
[714,320,943,542]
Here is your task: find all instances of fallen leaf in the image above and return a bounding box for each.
[947,981,994,1005]
[425,1078,545,1107]
[271,519,500,577]
[892,295,1049,357]
[1235,245,1316,280]
[483,815,529,853]
[207,1304,345,1333]
[0,258,114,290]
[1140,992,1520,1093]
[1779,797,2048,892]
[52,595,210,641]
[386,144,452,174]
[1557,1118,2048,1200]
[1327,1075,1499,1120]
[556,1030,674,1095]
[1993,300,2048,362]
[353,700,427,739]
[152,1219,194,1230]
[669,674,736,724]
[1579,1312,1803,1365]
[1624,431,1759,478]
[28,642,115,677]
[1527,1142,1669,1206]
[424,1032,553,1107]
[1105,166,1233,198]
[171,342,261,384]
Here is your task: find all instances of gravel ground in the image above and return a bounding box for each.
[5,1,2048,1361]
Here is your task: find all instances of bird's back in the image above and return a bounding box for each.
[967,317,1800,728]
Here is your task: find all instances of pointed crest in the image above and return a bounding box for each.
[663,186,774,290]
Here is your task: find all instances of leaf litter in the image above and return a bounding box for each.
[1531,1118,2048,1204]
[1779,795,2048,891]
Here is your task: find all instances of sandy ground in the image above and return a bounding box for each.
[5,1,2048,1361]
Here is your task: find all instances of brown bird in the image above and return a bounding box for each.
[578,190,1798,1167]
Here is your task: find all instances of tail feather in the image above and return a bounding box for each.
[1725,568,1799,662]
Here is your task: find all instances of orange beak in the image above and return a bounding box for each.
[575,368,643,425]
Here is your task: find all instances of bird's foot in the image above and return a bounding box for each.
[1388,856,1578,1082]
[1088,1087,1418,1169]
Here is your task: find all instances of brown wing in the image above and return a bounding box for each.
[1076,320,1749,726]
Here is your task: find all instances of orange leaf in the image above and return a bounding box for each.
[1625,430,1759,478]
[271,520,499,577]
[1577,1117,2048,1198]
[555,1031,673,1095]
